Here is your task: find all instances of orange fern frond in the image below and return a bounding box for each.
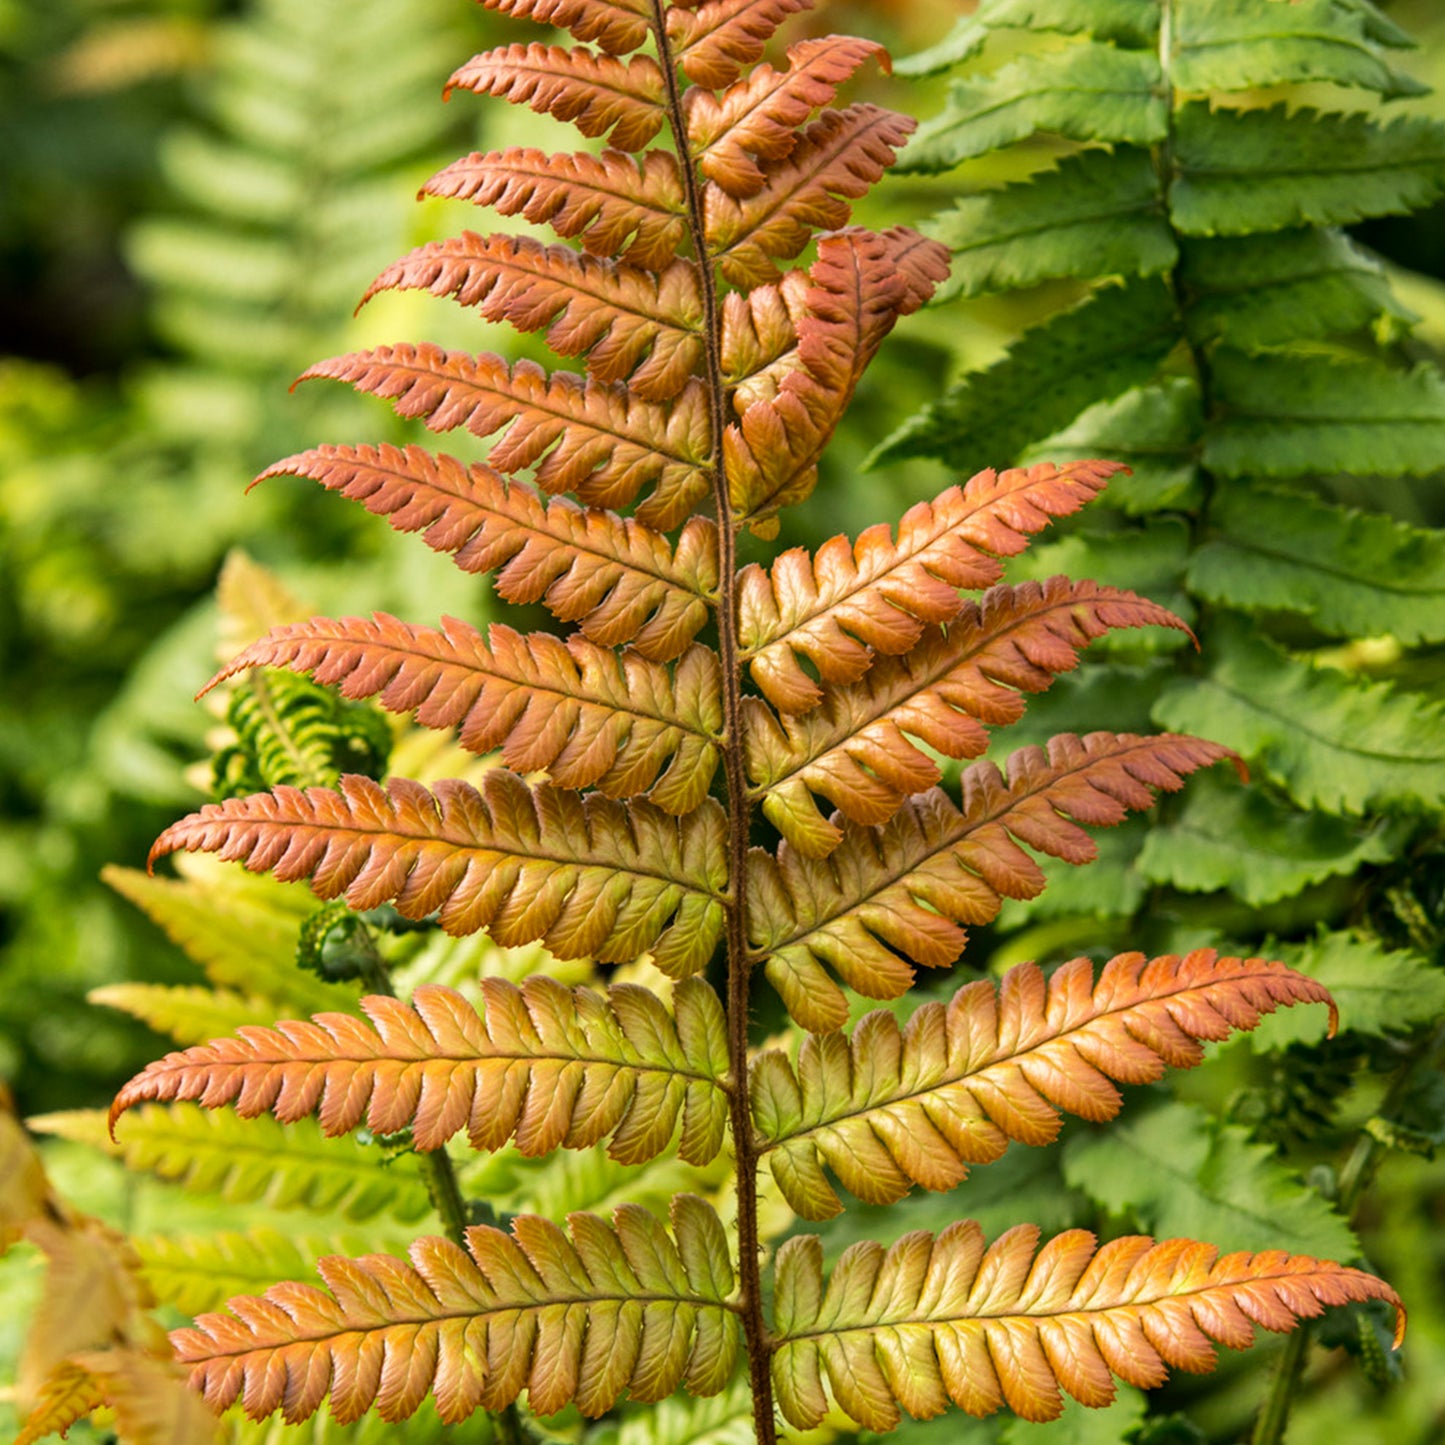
[362,234,703,402]
[212,616,723,814]
[258,446,716,660]
[705,105,917,287]
[772,1224,1402,1430]
[721,268,811,410]
[668,0,816,89]
[173,1198,740,1422]
[738,460,1125,712]
[686,35,888,197]
[753,951,1335,1218]
[111,978,729,1166]
[749,733,1234,1031]
[747,579,1188,855]
[446,43,666,151]
[726,227,948,528]
[478,0,652,56]
[298,348,711,526]
[422,148,687,270]
[149,771,727,977]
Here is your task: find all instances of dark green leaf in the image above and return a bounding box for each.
[1189,480,1445,642]
[1205,351,1445,479]
[1173,0,1428,99]
[871,278,1180,470]
[1181,229,1415,349]
[1064,1101,1358,1257]
[1137,770,1409,907]
[929,148,1175,301]
[1154,617,1445,815]
[902,44,1166,173]
[1171,103,1445,234]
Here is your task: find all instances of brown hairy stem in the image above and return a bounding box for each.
[648,3,776,1440]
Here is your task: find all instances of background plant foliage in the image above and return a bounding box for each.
[0,1,1441,1443]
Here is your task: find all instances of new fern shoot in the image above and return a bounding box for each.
[104,1,1402,1441]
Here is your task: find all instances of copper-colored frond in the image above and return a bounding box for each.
[478,0,653,56]
[749,733,1234,1032]
[725,228,946,531]
[257,446,716,660]
[686,36,889,197]
[297,349,711,527]
[361,234,703,403]
[446,44,666,151]
[149,771,727,977]
[704,105,917,287]
[772,1225,1402,1431]
[753,951,1336,1218]
[112,978,730,1166]
[738,460,1124,712]
[211,616,724,814]
[173,1198,739,1423]
[721,268,811,410]
[667,0,816,89]
[748,579,1189,855]
[423,149,687,270]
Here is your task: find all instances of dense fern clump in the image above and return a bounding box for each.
[879,1,1445,1437]
[47,1,1408,1442]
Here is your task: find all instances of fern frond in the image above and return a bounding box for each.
[667,0,816,89]
[260,444,716,657]
[737,460,1123,712]
[361,233,703,402]
[90,982,281,1046]
[725,227,948,529]
[15,1362,108,1445]
[173,1197,740,1421]
[1172,0,1427,98]
[148,771,728,975]
[1204,351,1445,479]
[871,279,1181,473]
[111,979,730,1166]
[1155,617,1445,815]
[1064,1101,1359,1258]
[749,733,1233,1031]
[477,0,652,56]
[101,861,358,1016]
[901,43,1166,174]
[1171,103,1445,234]
[447,43,665,151]
[25,1348,220,1445]
[751,950,1334,1219]
[771,1224,1400,1430]
[1187,481,1445,644]
[928,147,1176,302]
[212,616,724,814]
[704,104,917,286]
[686,35,888,197]
[422,148,686,269]
[721,267,811,408]
[35,1104,434,1222]
[1180,229,1411,350]
[747,579,1188,855]
[1136,771,1407,908]
[298,350,711,527]
[136,1229,380,1317]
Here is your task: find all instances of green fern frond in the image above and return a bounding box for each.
[89,982,282,1046]
[31,1104,435,1223]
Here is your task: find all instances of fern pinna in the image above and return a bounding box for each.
[108,1,1400,1440]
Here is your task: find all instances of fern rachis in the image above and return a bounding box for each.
[99,1,1403,1441]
